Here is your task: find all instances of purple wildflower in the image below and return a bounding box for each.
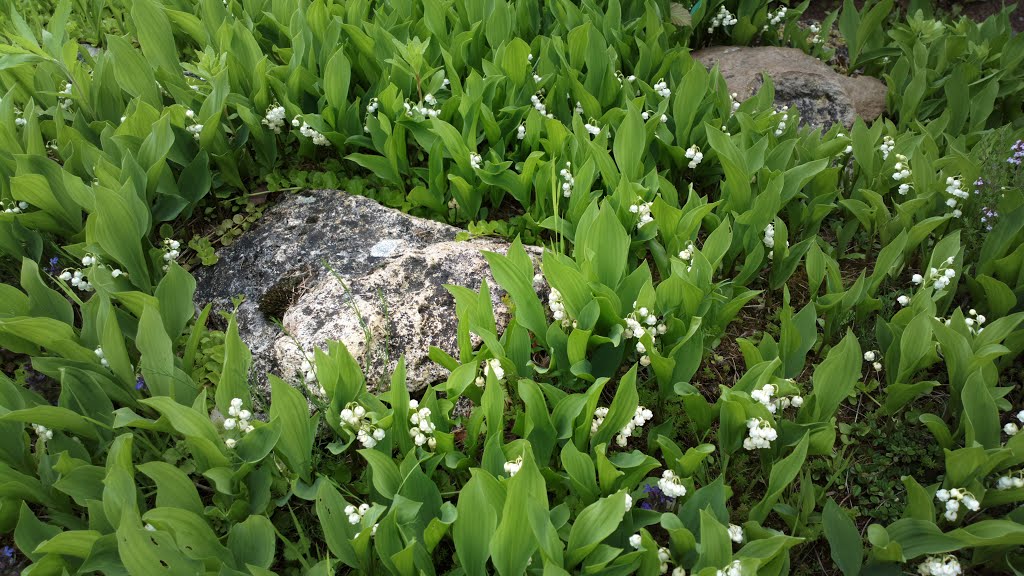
[640,483,675,511]
[135,375,146,391]
[45,256,60,276]
[1009,140,1024,166]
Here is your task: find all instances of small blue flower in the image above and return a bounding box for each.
[45,256,60,276]
[135,376,146,391]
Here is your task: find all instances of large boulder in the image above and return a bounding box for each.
[691,46,887,129]
[193,190,534,396]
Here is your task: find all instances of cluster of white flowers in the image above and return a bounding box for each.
[880,135,895,160]
[657,547,672,574]
[653,78,671,99]
[614,406,654,447]
[516,123,526,140]
[707,5,738,33]
[678,241,696,263]
[403,97,441,119]
[545,286,572,329]
[14,107,27,127]
[751,383,803,413]
[743,417,778,450]
[223,397,255,444]
[530,92,554,119]
[299,357,318,385]
[836,132,854,155]
[293,117,329,146]
[943,176,968,218]
[910,256,955,291]
[345,503,370,525]
[685,144,703,169]
[629,534,683,574]
[340,402,386,448]
[615,71,637,86]
[59,81,73,110]
[503,456,523,477]
[891,155,912,187]
[1002,409,1024,436]
[591,407,610,434]
[94,346,109,368]
[729,92,741,113]
[763,6,787,31]
[997,469,1024,490]
[162,238,181,271]
[935,488,980,522]
[363,98,380,133]
[888,152,913,179]
[964,308,986,335]
[623,302,667,364]
[763,223,786,257]
[474,358,505,387]
[559,162,575,197]
[32,423,53,442]
[79,252,123,279]
[917,555,962,576]
[408,399,438,450]
[773,106,790,137]
[629,201,654,229]
[716,560,744,576]
[2,200,29,214]
[863,350,883,372]
[728,523,744,544]
[573,100,584,115]
[184,109,203,141]
[808,23,823,44]
[584,120,602,136]
[261,104,287,134]
[640,110,669,124]
[658,469,688,498]
[469,152,483,169]
[59,267,93,292]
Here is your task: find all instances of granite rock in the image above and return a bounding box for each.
[193,190,535,395]
[691,45,887,129]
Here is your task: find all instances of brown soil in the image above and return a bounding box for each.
[802,0,1024,33]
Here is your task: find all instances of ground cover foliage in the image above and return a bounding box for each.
[1,0,1024,574]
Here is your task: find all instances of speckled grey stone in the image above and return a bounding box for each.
[691,46,887,129]
[193,190,538,396]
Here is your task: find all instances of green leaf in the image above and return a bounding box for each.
[324,48,352,112]
[227,515,276,570]
[749,433,809,523]
[804,331,861,423]
[823,499,862,576]
[613,103,645,182]
[359,449,402,499]
[315,481,359,568]
[270,375,316,479]
[131,0,181,75]
[136,461,204,516]
[216,316,252,415]
[34,529,101,559]
[491,448,544,575]
[566,491,628,567]
[235,418,282,463]
[454,470,502,576]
